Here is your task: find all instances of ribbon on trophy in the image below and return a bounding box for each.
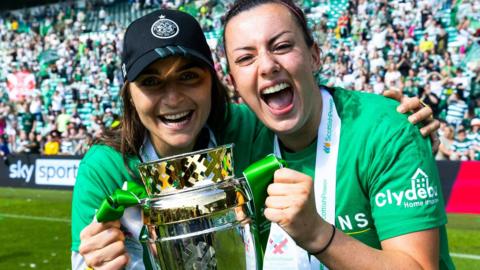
[96,154,286,240]
[242,154,287,251]
[96,181,148,222]
[96,153,286,225]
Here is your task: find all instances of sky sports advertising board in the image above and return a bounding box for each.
[0,154,80,189]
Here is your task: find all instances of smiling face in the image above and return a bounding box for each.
[129,56,212,156]
[225,3,321,142]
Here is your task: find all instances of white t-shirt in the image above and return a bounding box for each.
[51,95,63,111]
[370,57,386,73]
[385,70,402,88]
[371,29,387,49]
[29,99,42,114]
[430,80,443,97]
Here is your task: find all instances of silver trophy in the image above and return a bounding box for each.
[138,145,260,270]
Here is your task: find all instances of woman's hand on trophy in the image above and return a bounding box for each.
[264,168,331,252]
[79,220,129,270]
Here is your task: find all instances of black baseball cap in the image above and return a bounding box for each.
[121,9,214,82]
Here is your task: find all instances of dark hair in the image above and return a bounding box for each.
[223,0,314,52]
[98,63,229,177]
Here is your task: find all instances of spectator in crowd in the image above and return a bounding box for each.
[0,135,10,159]
[446,92,468,127]
[61,126,77,155]
[419,33,435,53]
[36,132,46,153]
[25,132,41,154]
[29,95,43,122]
[426,72,446,97]
[384,62,402,90]
[19,105,35,135]
[74,133,92,155]
[56,108,71,134]
[403,79,419,97]
[436,124,455,160]
[396,52,412,77]
[337,11,350,38]
[372,74,385,94]
[420,83,441,115]
[442,57,456,77]
[471,69,480,100]
[469,118,480,160]
[0,117,8,139]
[44,130,60,155]
[452,68,471,99]
[451,128,474,160]
[15,130,31,154]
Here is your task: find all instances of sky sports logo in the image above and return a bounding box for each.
[323,98,334,154]
[35,159,79,186]
[375,168,439,208]
[9,160,34,183]
[8,159,80,186]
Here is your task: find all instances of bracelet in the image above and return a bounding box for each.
[309,224,336,256]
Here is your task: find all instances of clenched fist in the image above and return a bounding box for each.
[264,168,331,253]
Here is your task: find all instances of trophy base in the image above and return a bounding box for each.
[144,210,258,270]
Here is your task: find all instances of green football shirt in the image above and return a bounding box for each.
[250,87,454,269]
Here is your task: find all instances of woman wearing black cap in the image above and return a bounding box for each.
[71,9,255,269]
[72,7,439,270]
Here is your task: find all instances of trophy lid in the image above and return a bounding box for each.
[137,144,235,196]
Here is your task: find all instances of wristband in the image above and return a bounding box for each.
[309,224,336,256]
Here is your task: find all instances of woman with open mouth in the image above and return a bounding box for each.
[223,0,453,270]
[72,5,443,270]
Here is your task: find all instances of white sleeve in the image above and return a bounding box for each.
[71,251,87,270]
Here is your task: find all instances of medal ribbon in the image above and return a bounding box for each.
[264,89,341,270]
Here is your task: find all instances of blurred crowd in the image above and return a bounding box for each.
[0,0,479,160]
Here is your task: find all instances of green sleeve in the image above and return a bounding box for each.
[71,145,140,251]
[367,122,447,241]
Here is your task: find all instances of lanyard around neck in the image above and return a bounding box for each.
[268,88,341,270]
